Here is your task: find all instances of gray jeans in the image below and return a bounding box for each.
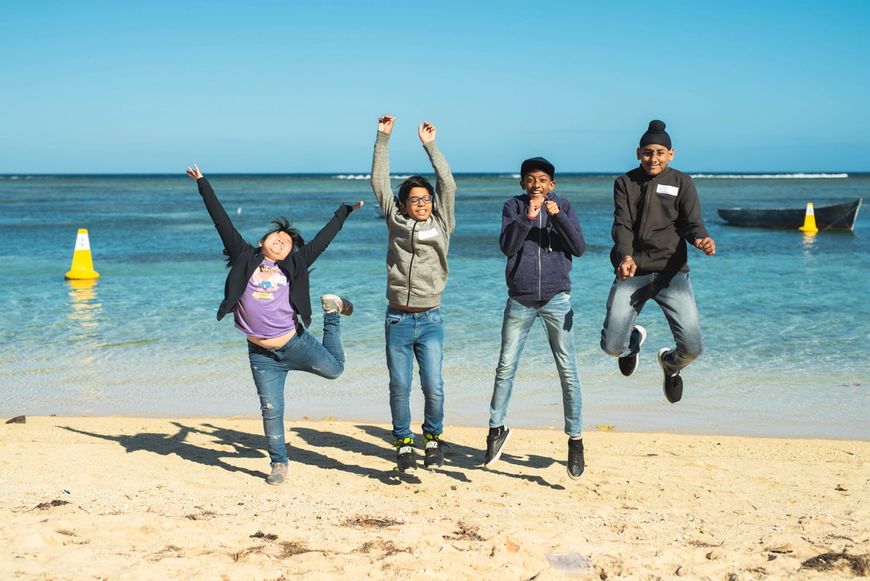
[600,271,703,374]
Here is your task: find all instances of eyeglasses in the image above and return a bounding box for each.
[406,195,434,206]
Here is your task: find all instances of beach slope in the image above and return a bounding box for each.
[1,417,867,579]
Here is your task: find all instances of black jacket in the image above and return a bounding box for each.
[610,167,709,273]
[499,193,586,303]
[197,177,353,329]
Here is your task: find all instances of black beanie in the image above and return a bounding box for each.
[520,157,555,180]
[639,120,672,149]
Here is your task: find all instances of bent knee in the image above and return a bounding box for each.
[600,338,623,357]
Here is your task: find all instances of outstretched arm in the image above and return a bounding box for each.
[300,201,365,266]
[370,114,395,218]
[419,121,457,233]
[187,164,248,260]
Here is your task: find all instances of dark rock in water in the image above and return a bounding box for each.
[5,415,26,424]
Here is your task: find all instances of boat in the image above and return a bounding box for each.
[717,198,862,231]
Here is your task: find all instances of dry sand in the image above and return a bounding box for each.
[1,416,867,580]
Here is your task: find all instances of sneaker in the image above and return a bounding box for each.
[395,437,416,473]
[266,462,288,486]
[423,433,446,469]
[618,325,647,376]
[657,348,684,403]
[567,438,585,480]
[483,426,511,468]
[321,294,353,316]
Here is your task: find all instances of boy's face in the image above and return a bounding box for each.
[259,231,293,261]
[521,170,555,200]
[400,186,434,222]
[636,144,674,177]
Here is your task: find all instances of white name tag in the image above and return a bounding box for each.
[417,228,440,240]
[656,184,679,196]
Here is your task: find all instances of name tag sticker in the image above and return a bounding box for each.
[418,228,440,240]
[656,184,679,196]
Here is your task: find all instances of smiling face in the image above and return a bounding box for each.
[636,144,674,177]
[400,186,434,222]
[258,230,294,261]
[521,170,556,201]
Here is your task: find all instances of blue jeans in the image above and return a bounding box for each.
[489,292,583,437]
[385,307,445,441]
[600,271,703,375]
[247,312,345,465]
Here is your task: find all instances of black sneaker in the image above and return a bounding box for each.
[483,426,511,468]
[423,433,446,469]
[567,438,585,480]
[395,437,416,473]
[618,325,647,376]
[657,348,683,403]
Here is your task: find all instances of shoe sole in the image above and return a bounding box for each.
[483,429,511,469]
[657,347,681,403]
[567,468,584,481]
[619,325,647,377]
[321,294,353,316]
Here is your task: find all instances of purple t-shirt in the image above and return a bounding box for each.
[234,260,297,338]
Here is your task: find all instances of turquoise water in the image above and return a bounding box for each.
[1,173,868,439]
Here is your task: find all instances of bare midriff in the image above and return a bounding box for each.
[246,328,297,349]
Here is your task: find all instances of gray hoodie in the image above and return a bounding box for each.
[370,131,456,308]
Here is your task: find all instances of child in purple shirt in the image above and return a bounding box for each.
[187,164,363,485]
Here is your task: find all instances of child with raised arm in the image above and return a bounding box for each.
[370,115,456,473]
[187,164,363,486]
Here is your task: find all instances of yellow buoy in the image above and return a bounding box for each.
[64,229,100,280]
[799,202,819,234]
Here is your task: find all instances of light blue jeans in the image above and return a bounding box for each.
[600,271,703,375]
[247,312,345,465]
[385,307,445,441]
[489,292,583,437]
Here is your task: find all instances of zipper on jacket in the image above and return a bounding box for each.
[636,179,655,272]
[537,209,543,301]
[405,221,419,306]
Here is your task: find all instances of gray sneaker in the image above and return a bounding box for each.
[266,462,288,485]
[321,294,353,316]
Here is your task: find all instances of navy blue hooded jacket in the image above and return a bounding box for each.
[500,193,586,303]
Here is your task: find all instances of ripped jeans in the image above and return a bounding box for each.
[247,312,345,465]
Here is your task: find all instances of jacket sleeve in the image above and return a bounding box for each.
[370,131,395,218]
[197,177,248,261]
[299,204,354,266]
[551,199,586,257]
[499,198,534,257]
[423,140,457,234]
[676,177,709,242]
[611,177,635,262]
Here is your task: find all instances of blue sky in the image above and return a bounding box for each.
[2,1,868,173]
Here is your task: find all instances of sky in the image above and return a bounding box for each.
[2,0,869,173]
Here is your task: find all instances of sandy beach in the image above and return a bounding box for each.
[1,416,867,579]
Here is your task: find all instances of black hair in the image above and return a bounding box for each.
[223,217,304,267]
[397,175,435,205]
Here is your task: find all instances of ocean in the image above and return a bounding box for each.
[1,172,867,440]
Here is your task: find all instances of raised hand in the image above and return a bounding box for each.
[378,114,395,135]
[418,121,436,144]
[527,200,543,221]
[694,236,716,256]
[186,164,203,180]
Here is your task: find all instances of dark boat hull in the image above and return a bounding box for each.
[717,198,862,231]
